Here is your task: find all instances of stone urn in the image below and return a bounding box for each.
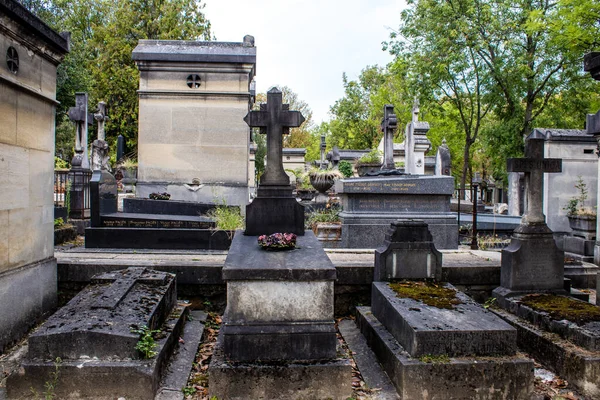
[568,215,597,240]
[356,163,382,177]
[309,170,342,203]
[296,189,317,201]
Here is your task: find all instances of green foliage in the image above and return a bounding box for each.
[564,176,595,216]
[483,297,497,309]
[54,157,69,170]
[54,218,64,228]
[206,199,244,231]
[418,354,451,364]
[30,356,62,399]
[182,386,196,397]
[338,160,353,178]
[131,325,160,359]
[305,203,341,231]
[357,149,381,165]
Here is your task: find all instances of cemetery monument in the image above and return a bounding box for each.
[132,36,256,206]
[0,0,69,352]
[209,87,352,399]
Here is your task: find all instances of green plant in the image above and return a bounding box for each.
[564,176,595,217]
[54,157,69,170]
[395,161,405,168]
[338,160,353,177]
[305,202,341,231]
[54,218,64,228]
[182,386,196,397]
[31,357,62,399]
[308,167,343,185]
[64,180,71,218]
[483,297,497,309]
[131,325,160,359]
[418,354,450,364]
[120,157,138,171]
[357,149,382,165]
[206,198,244,231]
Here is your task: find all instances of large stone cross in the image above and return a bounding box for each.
[68,92,92,169]
[244,87,305,187]
[380,104,398,171]
[507,131,562,225]
[91,267,168,310]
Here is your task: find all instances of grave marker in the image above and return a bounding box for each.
[380,104,398,171]
[91,101,109,171]
[68,92,92,169]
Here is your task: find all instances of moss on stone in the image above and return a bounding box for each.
[389,280,462,310]
[418,354,451,364]
[520,294,600,325]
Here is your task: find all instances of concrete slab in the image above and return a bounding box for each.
[356,307,534,399]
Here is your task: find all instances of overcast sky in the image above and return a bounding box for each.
[203,0,407,125]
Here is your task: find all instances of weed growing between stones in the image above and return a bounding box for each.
[389,280,462,309]
[185,312,221,399]
[205,198,244,233]
[131,325,160,359]
[520,294,600,325]
[30,357,61,400]
[418,354,450,364]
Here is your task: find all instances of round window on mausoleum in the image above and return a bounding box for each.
[6,46,19,74]
[187,74,201,88]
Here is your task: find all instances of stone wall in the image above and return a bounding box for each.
[0,0,68,352]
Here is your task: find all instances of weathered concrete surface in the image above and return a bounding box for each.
[356,307,534,399]
[494,307,600,399]
[208,331,353,400]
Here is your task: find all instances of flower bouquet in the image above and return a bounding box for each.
[258,232,297,250]
[149,192,171,200]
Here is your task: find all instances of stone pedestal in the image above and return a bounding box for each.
[209,231,351,399]
[336,175,457,249]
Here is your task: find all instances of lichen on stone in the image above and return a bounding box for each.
[520,294,600,325]
[388,280,462,310]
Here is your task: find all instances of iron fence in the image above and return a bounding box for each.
[54,168,92,219]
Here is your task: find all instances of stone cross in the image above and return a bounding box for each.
[68,92,92,169]
[91,102,109,171]
[244,87,305,187]
[380,104,398,171]
[507,131,562,225]
[94,102,108,141]
[320,134,327,169]
[91,267,168,310]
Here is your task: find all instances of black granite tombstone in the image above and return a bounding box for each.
[244,87,305,235]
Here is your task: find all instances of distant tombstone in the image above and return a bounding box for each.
[68,92,92,169]
[374,220,442,281]
[380,104,398,171]
[8,267,185,399]
[319,134,327,169]
[244,87,306,235]
[91,101,109,171]
[116,134,125,163]
[89,170,118,227]
[507,172,522,216]
[404,98,431,175]
[330,146,341,168]
[435,139,451,176]
[494,131,565,301]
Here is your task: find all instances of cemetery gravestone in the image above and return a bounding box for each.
[7,268,188,399]
[244,87,305,235]
[380,104,398,172]
[91,101,109,171]
[209,88,351,400]
[356,220,533,398]
[434,139,451,176]
[404,99,431,175]
[494,130,565,301]
[68,92,91,170]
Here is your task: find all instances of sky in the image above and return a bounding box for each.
[203,0,407,125]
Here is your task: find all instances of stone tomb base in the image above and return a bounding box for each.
[356,307,534,399]
[371,282,516,357]
[209,332,353,400]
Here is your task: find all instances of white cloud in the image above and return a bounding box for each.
[203,0,406,124]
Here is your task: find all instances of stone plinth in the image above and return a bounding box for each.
[336,175,457,249]
[132,38,256,206]
[221,231,336,361]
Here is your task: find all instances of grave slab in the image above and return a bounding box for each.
[7,268,188,399]
[494,307,600,399]
[123,197,220,216]
[371,281,516,357]
[356,307,533,399]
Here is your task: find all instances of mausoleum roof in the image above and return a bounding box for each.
[132,39,256,65]
[532,128,594,142]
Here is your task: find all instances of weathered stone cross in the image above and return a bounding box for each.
[68,92,92,169]
[91,267,168,310]
[380,104,398,171]
[507,131,562,226]
[244,87,305,187]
